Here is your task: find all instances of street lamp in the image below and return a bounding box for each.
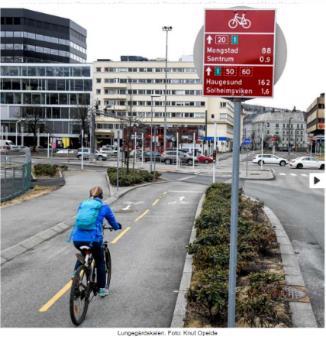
[150,95,161,172]
[15,119,23,146]
[162,25,172,152]
[288,117,293,161]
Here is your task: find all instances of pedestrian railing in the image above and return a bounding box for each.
[0,148,32,202]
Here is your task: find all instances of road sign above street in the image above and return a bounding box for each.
[203,9,276,98]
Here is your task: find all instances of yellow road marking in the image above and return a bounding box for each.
[134,209,149,222]
[152,198,160,206]
[111,227,130,244]
[39,280,72,312]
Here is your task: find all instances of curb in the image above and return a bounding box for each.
[263,205,318,327]
[170,191,206,327]
[1,177,167,266]
[240,168,275,181]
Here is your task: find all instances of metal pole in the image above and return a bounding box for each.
[47,133,50,158]
[227,99,242,328]
[90,108,96,162]
[134,130,137,168]
[213,123,217,183]
[141,132,144,168]
[261,121,264,170]
[287,117,292,161]
[21,125,24,146]
[15,121,19,145]
[176,131,179,169]
[150,97,154,173]
[81,129,84,170]
[154,127,157,172]
[117,129,120,191]
[163,26,172,152]
[192,131,195,170]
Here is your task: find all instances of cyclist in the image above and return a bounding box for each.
[70,186,121,297]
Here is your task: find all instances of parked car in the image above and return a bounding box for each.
[161,150,197,165]
[76,148,107,161]
[143,151,161,162]
[56,149,76,155]
[99,145,118,157]
[252,154,287,166]
[0,139,14,151]
[289,156,325,169]
[197,154,213,164]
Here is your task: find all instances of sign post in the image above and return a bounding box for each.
[196,8,278,328]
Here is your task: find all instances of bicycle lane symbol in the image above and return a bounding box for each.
[228,13,252,29]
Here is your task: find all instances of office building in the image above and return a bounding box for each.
[0,8,87,63]
[0,63,92,147]
[93,57,234,152]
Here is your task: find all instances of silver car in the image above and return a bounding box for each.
[252,154,287,166]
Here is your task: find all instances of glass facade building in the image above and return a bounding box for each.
[0,8,87,63]
[0,64,92,147]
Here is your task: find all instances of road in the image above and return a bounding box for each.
[1,169,109,250]
[1,179,206,327]
[163,163,325,327]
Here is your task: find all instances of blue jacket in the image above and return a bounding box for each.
[71,198,120,243]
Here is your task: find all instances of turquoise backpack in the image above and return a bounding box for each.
[75,199,103,230]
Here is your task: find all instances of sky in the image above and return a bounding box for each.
[1,0,325,111]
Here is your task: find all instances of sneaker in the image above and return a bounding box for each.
[98,288,109,297]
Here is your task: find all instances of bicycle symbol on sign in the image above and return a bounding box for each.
[228,13,252,29]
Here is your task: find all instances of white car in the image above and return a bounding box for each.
[252,154,287,166]
[76,148,107,161]
[56,149,76,155]
[289,156,325,169]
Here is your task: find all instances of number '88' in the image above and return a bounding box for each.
[261,47,272,54]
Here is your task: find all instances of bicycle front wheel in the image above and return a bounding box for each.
[105,247,112,290]
[70,265,90,326]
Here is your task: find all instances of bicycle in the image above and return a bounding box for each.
[69,226,113,326]
[228,13,251,29]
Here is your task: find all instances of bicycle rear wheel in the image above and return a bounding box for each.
[70,265,90,326]
[105,247,112,290]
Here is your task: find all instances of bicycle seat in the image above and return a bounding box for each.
[79,245,91,250]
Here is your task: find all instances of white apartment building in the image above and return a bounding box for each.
[92,57,234,153]
[243,109,307,151]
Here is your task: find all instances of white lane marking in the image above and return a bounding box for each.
[122,204,131,211]
[290,173,297,176]
[178,175,196,181]
[168,190,202,193]
[168,196,189,205]
[301,174,308,177]
[279,173,286,176]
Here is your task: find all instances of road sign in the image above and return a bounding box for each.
[243,138,251,145]
[203,9,276,97]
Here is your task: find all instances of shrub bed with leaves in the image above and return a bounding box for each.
[107,167,161,186]
[185,183,291,328]
[33,164,59,177]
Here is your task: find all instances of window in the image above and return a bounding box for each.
[211,114,215,119]
[96,67,101,72]
[96,89,101,94]
[96,78,101,83]
[220,102,226,108]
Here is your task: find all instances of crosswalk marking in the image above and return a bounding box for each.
[290,173,297,176]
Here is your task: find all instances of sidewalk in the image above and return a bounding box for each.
[1,170,109,250]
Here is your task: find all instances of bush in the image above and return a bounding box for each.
[34,164,58,177]
[107,167,161,186]
[186,183,288,327]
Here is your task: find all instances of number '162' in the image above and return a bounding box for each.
[258,79,271,86]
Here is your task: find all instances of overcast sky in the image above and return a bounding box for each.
[1,0,325,111]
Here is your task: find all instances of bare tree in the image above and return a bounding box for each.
[21,107,44,151]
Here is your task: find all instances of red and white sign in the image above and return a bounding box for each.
[203,9,276,97]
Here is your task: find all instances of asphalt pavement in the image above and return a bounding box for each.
[1,180,206,327]
[1,169,109,250]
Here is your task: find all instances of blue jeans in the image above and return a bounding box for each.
[73,241,106,289]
